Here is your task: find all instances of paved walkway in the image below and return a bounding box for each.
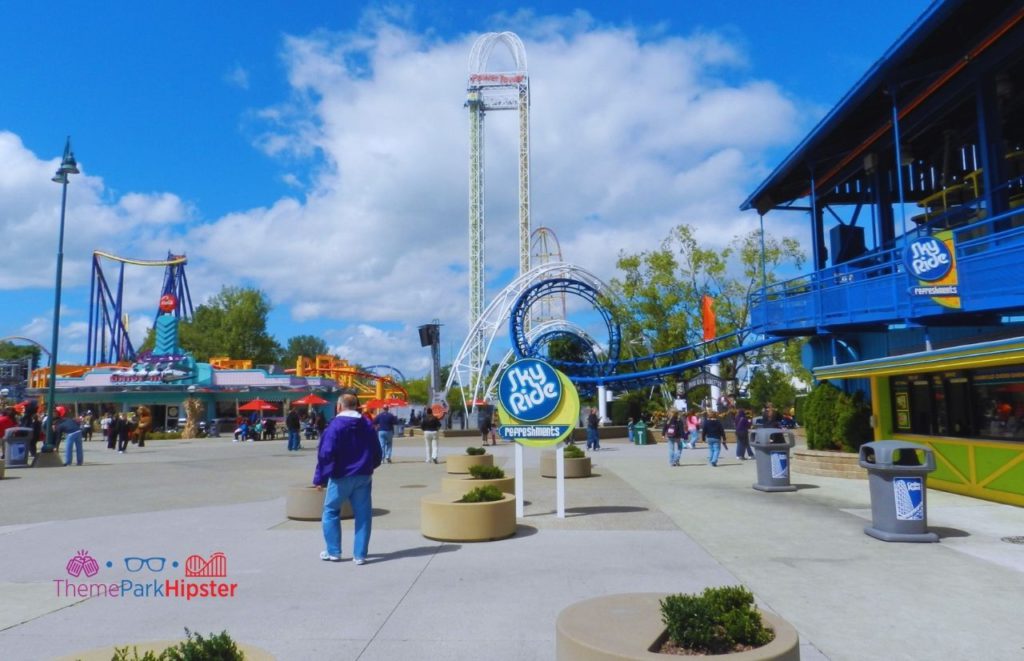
[0,433,1022,660]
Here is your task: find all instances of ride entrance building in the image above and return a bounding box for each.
[744,1,1024,506]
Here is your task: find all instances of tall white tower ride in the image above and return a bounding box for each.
[465,32,531,399]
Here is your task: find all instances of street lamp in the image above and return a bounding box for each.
[43,137,79,451]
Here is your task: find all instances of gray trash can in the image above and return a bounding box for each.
[858,440,938,542]
[3,427,33,468]
[751,427,796,492]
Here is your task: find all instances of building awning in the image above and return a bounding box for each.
[814,336,1024,379]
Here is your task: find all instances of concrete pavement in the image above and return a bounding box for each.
[0,432,1021,659]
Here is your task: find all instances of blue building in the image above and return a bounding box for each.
[743,1,1024,505]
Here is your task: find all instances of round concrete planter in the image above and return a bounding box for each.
[58,640,274,661]
[540,451,592,478]
[286,485,352,521]
[556,593,799,660]
[0,459,5,480]
[420,492,516,542]
[441,475,515,497]
[33,451,63,468]
[446,453,494,474]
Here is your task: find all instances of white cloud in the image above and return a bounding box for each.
[0,14,807,377]
[224,64,251,90]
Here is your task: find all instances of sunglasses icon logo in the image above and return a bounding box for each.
[123,557,166,573]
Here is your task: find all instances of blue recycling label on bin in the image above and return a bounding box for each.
[893,476,924,521]
[770,451,789,479]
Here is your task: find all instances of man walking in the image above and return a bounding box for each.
[421,408,441,464]
[314,394,382,564]
[286,407,301,451]
[373,405,398,464]
[586,407,600,451]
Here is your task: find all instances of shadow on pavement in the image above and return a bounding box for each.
[565,505,650,516]
[792,484,820,490]
[373,543,462,562]
[932,526,970,539]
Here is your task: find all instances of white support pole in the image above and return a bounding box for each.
[597,384,608,423]
[556,441,565,518]
[515,442,524,519]
[710,363,721,410]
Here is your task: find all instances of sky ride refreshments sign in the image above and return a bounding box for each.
[904,233,961,309]
[496,358,579,447]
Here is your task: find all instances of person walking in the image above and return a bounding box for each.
[55,409,83,466]
[663,411,684,466]
[421,409,441,464]
[478,410,494,447]
[585,407,600,451]
[373,405,397,464]
[102,412,115,449]
[686,410,700,449]
[313,394,382,564]
[702,410,727,467]
[734,409,754,460]
[116,413,132,453]
[286,408,301,451]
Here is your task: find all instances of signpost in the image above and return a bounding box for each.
[496,358,580,518]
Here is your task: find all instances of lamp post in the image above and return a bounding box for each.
[43,137,79,452]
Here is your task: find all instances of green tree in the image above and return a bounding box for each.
[0,341,42,369]
[747,365,797,410]
[281,335,330,368]
[139,286,281,364]
[403,375,430,404]
[608,224,804,395]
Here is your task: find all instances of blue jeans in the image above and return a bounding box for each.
[668,438,683,465]
[688,429,699,448]
[707,437,722,466]
[586,428,600,450]
[322,474,373,560]
[378,431,393,460]
[287,429,300,451]
[63,430,83,466]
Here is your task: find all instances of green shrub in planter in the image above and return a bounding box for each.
[466,446,487,456]
[112,628,243,660]
[803,381,873,453]
[660,586,773,655]
[563,444,585,459]
[468,464,505,479]
[459,485,504,503]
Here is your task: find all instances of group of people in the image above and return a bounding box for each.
[0,403,149,465]
[657,403,793,467]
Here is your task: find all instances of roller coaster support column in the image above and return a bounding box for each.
[597,384,608,424]
[710,363,721,411]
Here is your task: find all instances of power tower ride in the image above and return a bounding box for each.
[465,31,531,404]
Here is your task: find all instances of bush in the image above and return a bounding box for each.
[468,464,505,479]
[803,382,873,453]
[146,431,182,440]
[563,444,585,459]
[459,485,504,503]
[466,446,486,456]
[112,629,243,661]
[660,586,773,655]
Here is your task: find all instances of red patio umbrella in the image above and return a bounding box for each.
[383,397,408,407]
[292,393,328,406]
[239,398,278,412]
[363,399,387,409]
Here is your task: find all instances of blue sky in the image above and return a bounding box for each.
[0,0,932,376]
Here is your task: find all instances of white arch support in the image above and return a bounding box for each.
[445,262,616,415]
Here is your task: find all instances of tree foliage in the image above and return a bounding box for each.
[607,223,805,402]
[803,381,873,452]
[747,365,797,410]
[280,334,330,368]
[0,341,41,368]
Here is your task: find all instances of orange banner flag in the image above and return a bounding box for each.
[702,295,716,341]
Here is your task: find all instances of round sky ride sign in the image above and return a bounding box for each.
[497,358,580,448]
[904,237,953,282]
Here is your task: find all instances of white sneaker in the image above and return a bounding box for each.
[353,558,366,565]
[320,551,340,562]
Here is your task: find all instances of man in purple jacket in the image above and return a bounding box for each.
[314,394,382,564]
